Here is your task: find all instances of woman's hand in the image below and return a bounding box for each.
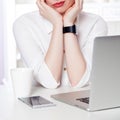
[63,0,83,26]
[36,0,62,26]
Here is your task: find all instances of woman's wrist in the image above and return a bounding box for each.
[63,17,75,26]
[64,21,74,26]
[53,17,63,26]
[53,22,63,30]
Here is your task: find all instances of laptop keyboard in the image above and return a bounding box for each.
[76,97,89,104]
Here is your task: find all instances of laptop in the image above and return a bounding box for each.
[51,35,120,111]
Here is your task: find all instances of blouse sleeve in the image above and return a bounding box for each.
[13,19,60,89]
[73,16,108,88]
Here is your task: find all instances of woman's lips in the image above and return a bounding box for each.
[52,1,65,8]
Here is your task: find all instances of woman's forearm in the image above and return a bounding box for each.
[45,22,64,83]
[64,33,86,86]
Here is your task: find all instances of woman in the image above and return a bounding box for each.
[13,0,108,88]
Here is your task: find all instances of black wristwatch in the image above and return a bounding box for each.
[63,24,76,34]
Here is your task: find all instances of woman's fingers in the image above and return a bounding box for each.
[37,0,50,11]
[36,0,45,16]
[80,0,83,10]
[75,0,80,7]
[41,0,46,3]
[75,0,83,10]
[36,0,62,25]
[36,0,43,9]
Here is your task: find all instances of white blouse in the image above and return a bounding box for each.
[13,11,108,89]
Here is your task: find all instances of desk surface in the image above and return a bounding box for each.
[0,84,120,120]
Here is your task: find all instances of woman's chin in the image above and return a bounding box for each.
[54,7,66,14]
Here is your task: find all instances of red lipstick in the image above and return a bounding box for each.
[52,1,65,8]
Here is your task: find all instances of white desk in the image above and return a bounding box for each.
[0,84,120,120]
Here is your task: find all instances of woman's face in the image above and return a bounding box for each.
[45,0,75,14]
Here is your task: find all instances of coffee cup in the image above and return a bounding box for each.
[10,68,34,99]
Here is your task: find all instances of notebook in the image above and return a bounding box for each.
[51,35,120,111]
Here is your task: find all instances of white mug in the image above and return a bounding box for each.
[10,68,34,99]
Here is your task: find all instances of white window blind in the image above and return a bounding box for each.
[0,0,6,84]
[0,0,16,85]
